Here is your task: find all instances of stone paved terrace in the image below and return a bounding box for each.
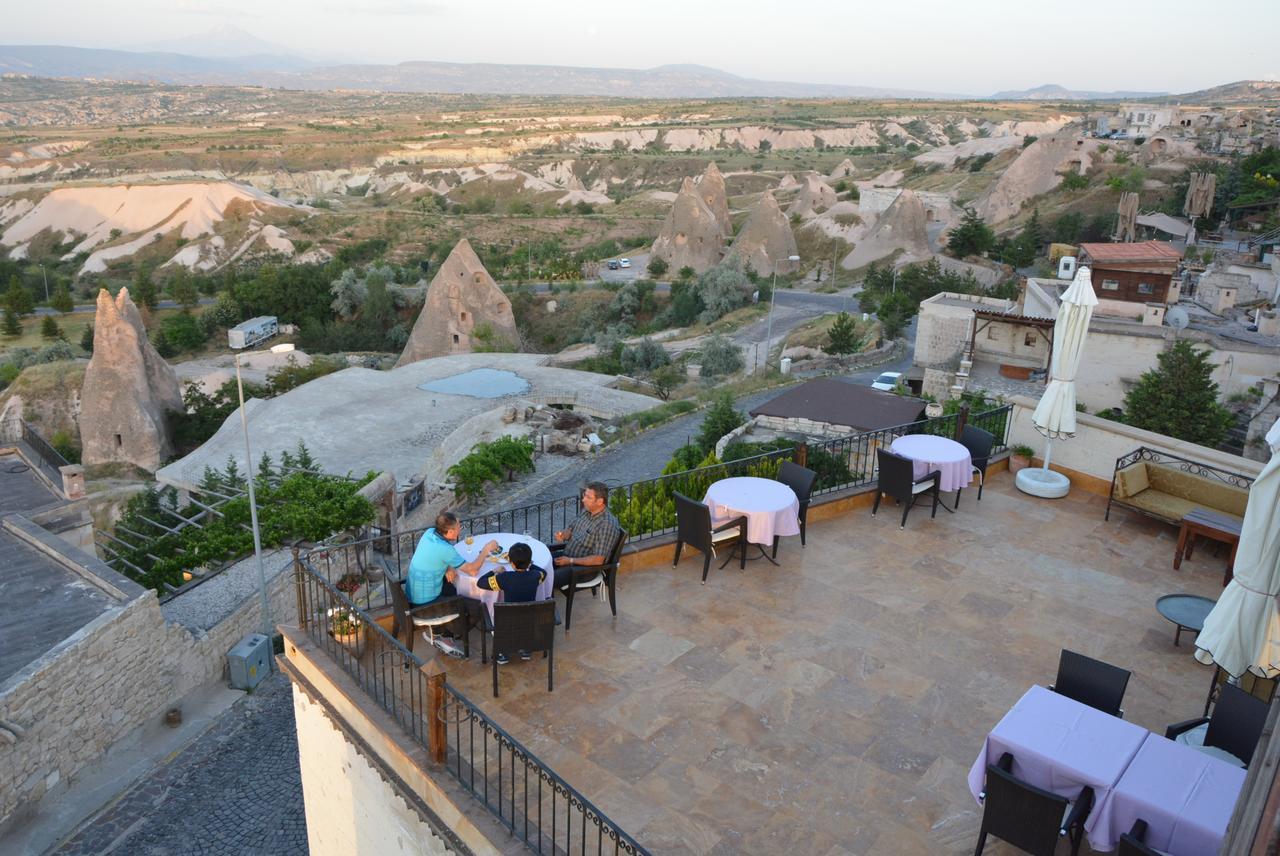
[433,471,1230,854]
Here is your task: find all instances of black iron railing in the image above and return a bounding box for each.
[293,556,647,854]
[19,419,68,485]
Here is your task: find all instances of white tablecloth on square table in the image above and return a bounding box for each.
[967,685,1148,851]
[889,434,973,493]
[1089,731,1244,855]
[453,533,554,622]
[703,477,800,546]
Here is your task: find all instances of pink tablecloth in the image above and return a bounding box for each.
[890,434,973,492]
[453,533,555,622]
[1089,732,1245,855]
[967,685,1148,850]
[703,477,800,546]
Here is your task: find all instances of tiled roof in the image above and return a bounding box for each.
[1079,241,1182,264]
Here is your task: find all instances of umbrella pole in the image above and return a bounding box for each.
[1042,438,1054,472]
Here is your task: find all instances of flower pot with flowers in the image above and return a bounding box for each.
[1009,444,1035,474]
[328,608,366,656]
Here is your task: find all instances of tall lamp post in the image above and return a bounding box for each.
[235,341,295,638]
[764,254,801,372]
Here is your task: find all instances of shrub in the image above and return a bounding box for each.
[40,315,62,340]
[620,338,670,374]
[695,392,745,453]
[159,312,207,353]
[1059,172,1090,191]
[647,256,669,277]
[448,436,535,505]
[698,333,743,378]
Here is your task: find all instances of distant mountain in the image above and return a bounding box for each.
[128,25,312,64]
[0,44,961,98]
[1165,80,1280,104]
[989,83,1168,101]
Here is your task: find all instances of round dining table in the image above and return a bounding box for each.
[703,476,800,548]
[453,532,555,622]
[889,434,973,493]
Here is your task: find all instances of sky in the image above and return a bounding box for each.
[5,0,1278,95]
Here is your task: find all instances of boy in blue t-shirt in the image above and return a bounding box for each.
[476,542,546,665]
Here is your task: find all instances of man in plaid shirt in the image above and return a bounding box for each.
[551,481,621,588]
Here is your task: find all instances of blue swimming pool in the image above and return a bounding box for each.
[418,368,531,399]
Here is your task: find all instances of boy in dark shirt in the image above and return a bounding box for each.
[476,542,546,664]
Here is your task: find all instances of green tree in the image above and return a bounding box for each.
[80,323,95,353]
[50,284,75,314]
[649,363,684,401]
[132,266,158,311]
[647,256,669,277]
[40,315,62,340]
[159,312,207,353]
[696,391,745,453]
[699,333,743,378]
[677,266,696,282]
[868,291,916,340]
[5,276,33,316]
[1122,340,1234,446]
[151,326,176,358]
[169,270,199,309]
[2,307,21,337]
[825,312,862,354]
[946,208,997,258]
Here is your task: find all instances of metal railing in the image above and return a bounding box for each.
[293,556,647,854]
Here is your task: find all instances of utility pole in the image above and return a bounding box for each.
[40,265,49,302]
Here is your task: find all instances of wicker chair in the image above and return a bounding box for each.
[872,448,940,529]
[974,752,1093,856]
[773,461,817,558]
[555,528,627,632]
[1050,649,1131,718]
[672,492,747,583]
[956,425,995,508]
[1165,683,1269,767]
[489,600,557,698]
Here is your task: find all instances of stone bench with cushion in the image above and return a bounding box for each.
[1106,448,1251,527]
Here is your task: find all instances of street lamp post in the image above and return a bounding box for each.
[764,254,801,373]
[234,341,295,639]
[40,265,49,302]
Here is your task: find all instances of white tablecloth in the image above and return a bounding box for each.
[703,477,800,546]
[890,434,973,493]
[453,533,554,622]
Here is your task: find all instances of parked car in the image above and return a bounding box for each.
[619,258,631,269]
[870,371,902,392]
[607,259,621,270]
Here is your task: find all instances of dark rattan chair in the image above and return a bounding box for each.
[872,448,940,529]
[490,600,556,698]
[558,528,627,632]
[1118,820,1161,856]
[1050,649,1131,718]
[956,425,995,509]
[673,492,747,583]
[974,752,1093,856]
[1166,682,1269,767]
[773,461,817,558]
[388,577,470,658]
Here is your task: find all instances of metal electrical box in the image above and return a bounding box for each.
[228,633,271,690]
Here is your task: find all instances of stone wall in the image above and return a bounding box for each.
[0,526,299,831]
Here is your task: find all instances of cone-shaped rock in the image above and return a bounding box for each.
[727,193,799,276]
[697,161,732,237]
[650,176,724,275]
[81,287,183,472]
[829,159,857,179]
[396,239,519,367]
[788,174,838,217]
[842,188,932,269]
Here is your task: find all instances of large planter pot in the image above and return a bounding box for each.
[331,626,366,657]
[1009,454,1031,474]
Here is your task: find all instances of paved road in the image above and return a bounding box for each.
[33,297,216,317]
[51,673,307,856]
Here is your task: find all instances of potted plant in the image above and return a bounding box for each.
[1010,444,1035,474]
[336,572,369,602]
[328,608,366,656]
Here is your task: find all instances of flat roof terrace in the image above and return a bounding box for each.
[435,473,1228,853]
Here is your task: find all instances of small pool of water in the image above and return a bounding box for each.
[418,368,531,399]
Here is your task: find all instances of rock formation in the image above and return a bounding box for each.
[1184,172,1217,219]
[649,177,724,274]
[829,159,857,179]
[841,188,932,270]
[396,239,519,367]
[788,174,838,217]
[696,161,732,238]
[1115,192,1139,242]
[977,133,1097,225]
[80,288,183,472]
[727,193,798,275]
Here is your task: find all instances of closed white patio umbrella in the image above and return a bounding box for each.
[1195,419,1280,677]
[1016,265,1098,498]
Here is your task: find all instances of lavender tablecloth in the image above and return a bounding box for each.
[890,434,973,492]
[453,533,554,622]
[967,685,1148,850]
[1090,732,1245,854]
[704,477,800,546]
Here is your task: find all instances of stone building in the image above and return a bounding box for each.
[80,288,183,472]
[396,239,519,367]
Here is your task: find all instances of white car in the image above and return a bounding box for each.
[870,371,902,391]
[619,258,631,269]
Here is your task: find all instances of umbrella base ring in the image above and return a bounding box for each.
[1015,467,1071,499]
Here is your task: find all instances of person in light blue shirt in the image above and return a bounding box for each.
[406,511,496,606]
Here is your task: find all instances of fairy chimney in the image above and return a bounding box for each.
[396,239,519,367]
[80,287,183,472]
[788,174,838,217]
[727,193,798,275]
[697,161,732,238]
[650,176,724,275]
